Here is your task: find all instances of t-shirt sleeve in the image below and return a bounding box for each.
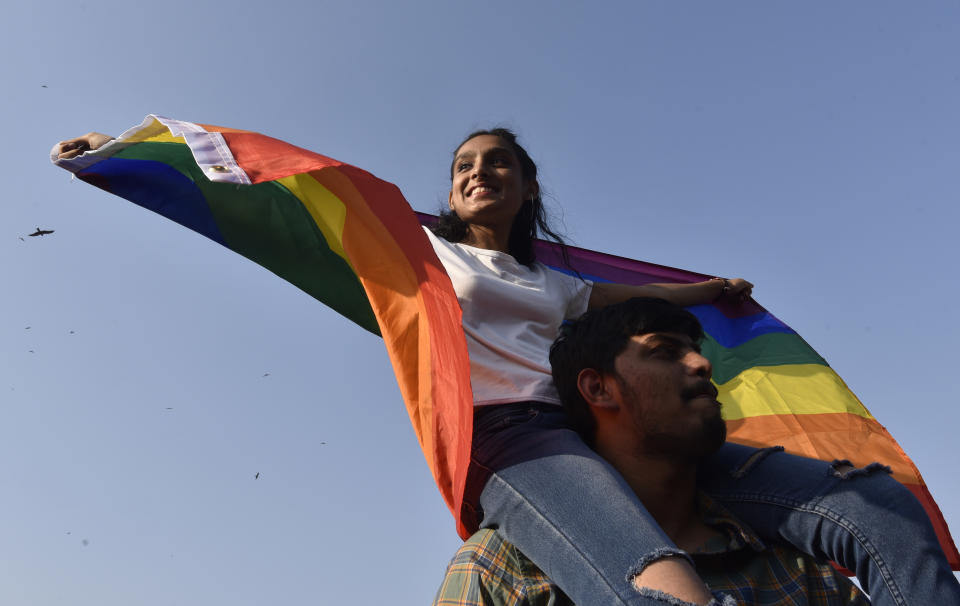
[560,272,593,320]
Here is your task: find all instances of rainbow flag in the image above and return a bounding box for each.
[53,116,958,567]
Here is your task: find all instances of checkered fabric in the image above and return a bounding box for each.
[432,496,869,606]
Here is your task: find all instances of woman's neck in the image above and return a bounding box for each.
[464,224,511,254]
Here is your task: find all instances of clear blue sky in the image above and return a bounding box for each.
[3,1,958,603]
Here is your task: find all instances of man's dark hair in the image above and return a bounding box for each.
[549,297,704,446]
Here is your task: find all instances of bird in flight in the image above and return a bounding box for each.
[29,228,54,237]
[254,472,260,480]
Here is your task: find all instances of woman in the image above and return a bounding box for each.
[58,130,958,605]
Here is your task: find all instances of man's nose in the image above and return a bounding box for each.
[684,351,713,380]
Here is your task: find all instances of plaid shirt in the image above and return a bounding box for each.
[432,495,869,606]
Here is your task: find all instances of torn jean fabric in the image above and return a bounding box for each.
[466,402,960,606]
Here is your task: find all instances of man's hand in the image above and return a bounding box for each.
[57,132,114,159]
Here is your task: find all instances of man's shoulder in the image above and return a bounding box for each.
[449,528,521,571]
[694,496,870,605]
[432,529,571,606]
[435,522,869,606]
[696,542,869,606]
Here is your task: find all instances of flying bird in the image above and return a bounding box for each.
[254,472,260,480]
[29,228,54,237]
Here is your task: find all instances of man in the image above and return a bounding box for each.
[433,298,868,605]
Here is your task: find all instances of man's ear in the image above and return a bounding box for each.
[577,368,620,410]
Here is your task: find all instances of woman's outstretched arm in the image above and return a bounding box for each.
[589,278,752,310]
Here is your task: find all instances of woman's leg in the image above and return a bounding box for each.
[468,403,731,606]
[699,442,960,606]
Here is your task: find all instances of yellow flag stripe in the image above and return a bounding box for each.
[717,364,872,421]
[275,172,351,267]
[124,118,186,144]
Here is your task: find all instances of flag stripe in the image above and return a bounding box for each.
[534,240,766,320]
[323,165,473,534]
[704,332,827,385]
[906,483,959,572]
[81,155,225,244]
[727,412,916,483]
[204,177,378,333]
[718,364,872,420]
[687,304,796,348]
[276,173,351,266]
[85,142,380,333]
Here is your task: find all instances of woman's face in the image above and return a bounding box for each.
[448,135,535,230]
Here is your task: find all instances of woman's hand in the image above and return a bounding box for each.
[57,132,114,159]
[717,278,753,302]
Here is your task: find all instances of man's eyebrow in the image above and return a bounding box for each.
[641,333,698,349]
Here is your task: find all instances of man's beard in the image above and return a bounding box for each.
[642,409,726,462]
[625,377,727,462]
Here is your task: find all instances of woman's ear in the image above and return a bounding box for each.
[448,190,455,210]
[577,368,620,410]
[526,182,540,201]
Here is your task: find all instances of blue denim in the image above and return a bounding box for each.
[467,402,960,606]
[699,442,960,605]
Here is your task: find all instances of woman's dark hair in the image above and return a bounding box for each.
[549,298,705,447]
[432,127,570,267]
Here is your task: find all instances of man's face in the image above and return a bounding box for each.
[611,332,726,461]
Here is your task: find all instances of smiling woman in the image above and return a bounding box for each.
[449,134,531,242]
[433,128,568,268]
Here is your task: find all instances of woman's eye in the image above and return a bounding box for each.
[457,162,471,172]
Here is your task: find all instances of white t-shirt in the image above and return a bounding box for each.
[424,227,593,406]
